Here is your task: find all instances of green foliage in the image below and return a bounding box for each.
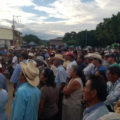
[22,34,41,45]
[63,12,120,47]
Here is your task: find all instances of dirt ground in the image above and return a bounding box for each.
[6,80,14,120]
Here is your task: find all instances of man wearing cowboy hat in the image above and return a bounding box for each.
[11,60,41,120]
[91,53,107,75]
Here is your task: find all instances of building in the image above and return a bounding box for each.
[0,27,22,48]
[49,37,65,48]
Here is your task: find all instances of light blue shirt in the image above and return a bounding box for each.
[55,65,67,87]
[10,60,27,88]
[0,73,7,91]
[11,82,41,120]
[83,102,109,120]
[105,78,120,110]
[0,89,8,120]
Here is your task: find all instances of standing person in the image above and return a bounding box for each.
[12,52,18,70]
[0,63,7,91]
[92,53,107,75]
[38,68,59,120]
[83,75,109,120]
[106,53,119,67]
[62,65,84,120]
[77,55,86,71]
[10,52,28,92]
[66,52,77,78]
[83,53,94,80]
[53,57,67,120]
[11,60,41,120]
[0,88,8,120]
[105,66,120,111]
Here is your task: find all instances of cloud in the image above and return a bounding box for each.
[0,0,120,40]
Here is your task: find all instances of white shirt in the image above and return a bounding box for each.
[83,63,94,80]
[66,60,77,78]
[12,56,18,69]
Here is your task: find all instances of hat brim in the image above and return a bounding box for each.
[20,62,40,87]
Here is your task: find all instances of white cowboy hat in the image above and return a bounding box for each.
[28,52,34,57]
[20,59,40,87]
[91,53,102,61]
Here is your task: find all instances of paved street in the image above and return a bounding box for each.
[6,80,14,120]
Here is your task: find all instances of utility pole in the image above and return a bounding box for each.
[12,16,21,46]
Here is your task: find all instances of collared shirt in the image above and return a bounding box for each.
[83,102,109,120]
[12,56,18,69]
[92,65,107,75]
[0,73,7,91]
[55,65,67,87]
[0,89,8,120]
[11,82,41,120]
[10,60,27,89]
[105,78,120,110]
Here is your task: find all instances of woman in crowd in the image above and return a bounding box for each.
[62,65,84,120]
[38,68,59,120]
[0,87,8,120]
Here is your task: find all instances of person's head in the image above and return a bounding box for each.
[93,58,102,66]
[70,65,86,84]
[92,54,102,66]
[28,52,34,59]
[107,66,120,83]
[53,58,64,67]
[83,74,107,105]
[77,55,84,64]
[67,52,74,61]
[19,52,28,62]
[40,68,55,87]
[20,60,39,86]
[107,54,116,64]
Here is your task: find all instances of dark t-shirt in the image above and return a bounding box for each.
[40,85,59,119]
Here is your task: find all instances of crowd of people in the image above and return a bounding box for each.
[0,47,120,120]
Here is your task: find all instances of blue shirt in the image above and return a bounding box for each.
[10,60,27,88]
[11,82,41,120]
[92,65,107,74]
[0,73,7,91]
[105,78,120,110]
[55,65,67,87]
[0,89,8,120]
[83,102,109,120]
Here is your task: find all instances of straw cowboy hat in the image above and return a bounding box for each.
[28,52,34,57]
[54,54,64,61]
[20,59,40,87]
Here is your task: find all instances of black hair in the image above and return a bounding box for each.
[72,65,86,86]
[108,66,120,77]
[20,52,28,60]
[89,74,107,101]
[43,68,56,88]
[78,55,84,61]
[97,70,108,83]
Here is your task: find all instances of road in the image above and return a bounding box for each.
[6,80,14,120]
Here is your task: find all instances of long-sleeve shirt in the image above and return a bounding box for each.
[0,73,7,91]
[11,82,41,120]
[10,60,26,89]
[105,78,120,110]
[55,65,67,87]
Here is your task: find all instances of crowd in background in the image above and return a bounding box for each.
[0,47,120,120]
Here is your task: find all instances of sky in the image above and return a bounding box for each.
[0,0,120,40]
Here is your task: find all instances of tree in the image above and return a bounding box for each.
[22,34,41,45]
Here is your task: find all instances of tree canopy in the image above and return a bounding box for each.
[22,34,41,45]
[63,12,120,47]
